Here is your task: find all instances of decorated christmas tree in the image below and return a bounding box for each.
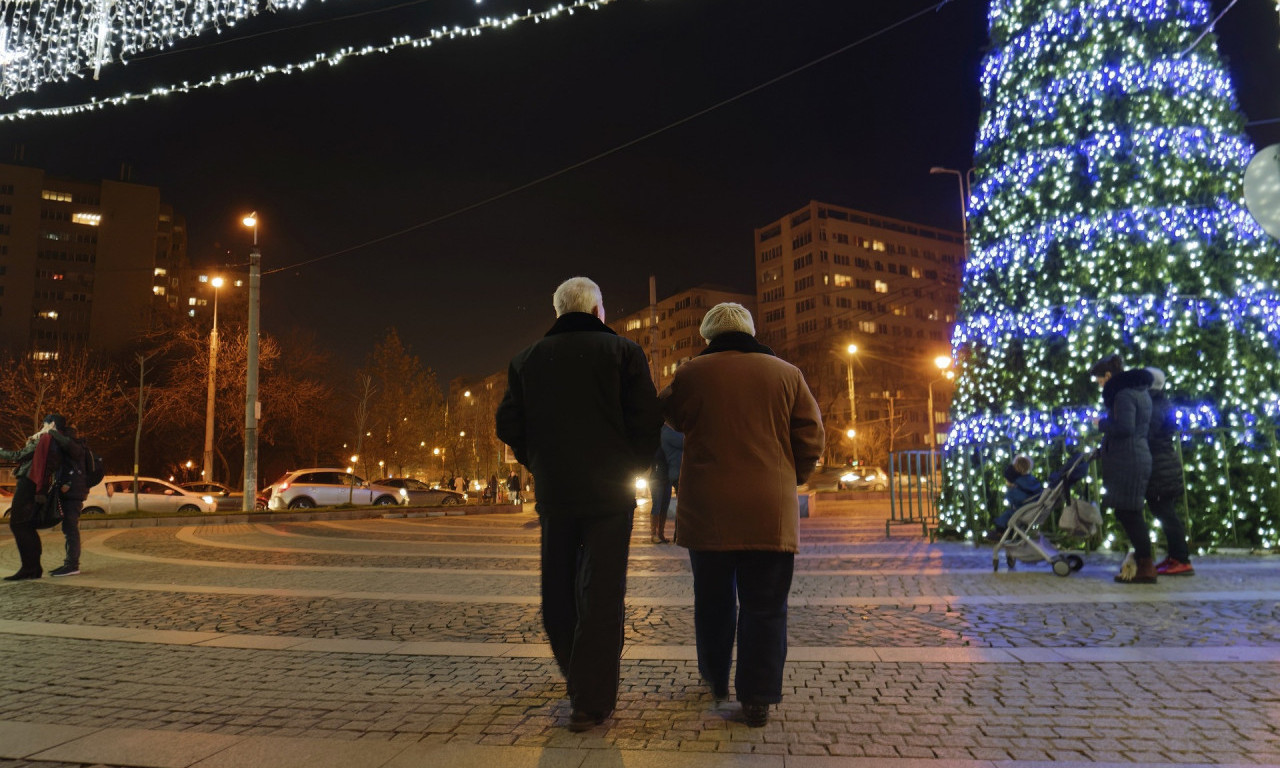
[940,0,1280,550]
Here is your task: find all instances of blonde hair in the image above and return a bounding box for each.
[1013,455,1033,475]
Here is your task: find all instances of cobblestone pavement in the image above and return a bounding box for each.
[1,501,1278,767]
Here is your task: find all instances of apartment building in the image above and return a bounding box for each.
[611,285,756,393]
[754,201,963,459]
[0,162,188,357]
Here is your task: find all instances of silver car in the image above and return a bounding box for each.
[372,477,466,506]
[83,476,217,515]
[264,468,403,510]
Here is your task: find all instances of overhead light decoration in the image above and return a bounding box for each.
[0,0,617,121]
[0,0,314,98]
[939,0,1280,551]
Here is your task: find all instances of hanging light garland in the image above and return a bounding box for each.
[0,0,618,121]
[0,0,315,98]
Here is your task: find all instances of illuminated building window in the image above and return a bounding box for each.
[31,351,60,361]
[874,281,889,294]
[188,297,197,306]
[154,267,167,276]
[71,212,101,226]
[859,321,876,334]
[833,274,853,287]
[153,286,166,296]
[41,190,73,202]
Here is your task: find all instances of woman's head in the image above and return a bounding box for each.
[1088,353,1124,386]
[699,302,756,342]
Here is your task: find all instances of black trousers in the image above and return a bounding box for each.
[688,549,794,705]
[1147,489,1190,563]
[7,477,42,575]
[539,510,633,714]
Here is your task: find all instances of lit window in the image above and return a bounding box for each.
[872,240,886,252]
[31,351,60,361]
[874,281,889,294]
[199,275,209,283]
[153,286,166,296]
[154,267,167,276]
[233,280,243,287]
[626,319,642,331]
[833,274,852,287]
[188,309,196,317]
[858,321,876,334]
[41,190,73,202]
[188,298,197,306]
[37,310,58,320]
[71,212,101,226]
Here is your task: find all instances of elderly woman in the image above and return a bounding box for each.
[1090,354,1155,584]
[660,303,824,727]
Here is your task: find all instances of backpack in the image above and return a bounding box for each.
[82,442,105,488]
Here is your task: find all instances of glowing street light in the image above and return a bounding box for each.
[241,212,262,512]
[845,343,859,463]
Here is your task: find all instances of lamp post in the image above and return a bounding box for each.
[202,276,224,484]
[241,212,261,512]
[845,344,859,464]
[929,166,971,262]
[926,355,955,481]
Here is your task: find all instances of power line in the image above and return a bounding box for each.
[263,0,960,276]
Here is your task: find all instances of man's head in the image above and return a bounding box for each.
[552,277,605,321]
[43,414,67,432]
[699,302,756,342]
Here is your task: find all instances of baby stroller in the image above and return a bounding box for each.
[992,449,1095,577]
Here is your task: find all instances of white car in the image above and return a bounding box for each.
[264,468,404,510]
[372,477,466,506]
[83,476,217,515]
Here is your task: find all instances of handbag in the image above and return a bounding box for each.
[32,490,64,530]
[1058,496,1101,537]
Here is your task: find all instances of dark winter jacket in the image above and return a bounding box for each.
[49,429,89,501]
[1004,473,1044,513]
[652,424,684,485]
[1146,390,1184,499]
[1097,368,1153,510]
[495,312,662,516]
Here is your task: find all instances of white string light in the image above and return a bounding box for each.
[0,0,616,121]
[0,0,318,98]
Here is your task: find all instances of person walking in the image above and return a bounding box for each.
[507,470,522,505]
[47,418,87,577]
[1145,368,1194,576]
[1089,354,1156,584]
[484,474,498,504]
[660,302,825,727]
[650,424,683,544]
[1,415,66,581]
[496,276,661,732]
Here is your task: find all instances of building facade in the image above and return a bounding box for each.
[753,201,962,463]
[0,162,188,358]
[611,285,757,393]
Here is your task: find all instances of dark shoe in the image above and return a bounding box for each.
[1115,555,1158,584]
[700,673,728,701]
[742,703,769,728]
[50,565,80,577]
[3,569,42,581]
[567,709,609,732]
[1157,559,1195,576]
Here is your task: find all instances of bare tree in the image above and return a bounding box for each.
[0,346,132,448]
[360,329,446,478]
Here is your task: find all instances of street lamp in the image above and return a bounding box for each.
[929,166,971,263]
[202,276,224,484]
[927,355,955,480]
[241,212,262,512]
[845,344,859,464]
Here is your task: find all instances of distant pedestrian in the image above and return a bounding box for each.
[484,474,498,503]
[507,470,522,505]
[1,415,68,581]
[453,475,466,493]
[1090,354,1155,584]
[1145,368,1194,576]
[496,276,661,732]
[661,302,825,728]
[650,424,683,543]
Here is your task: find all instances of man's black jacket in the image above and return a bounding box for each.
[495,312,661,516]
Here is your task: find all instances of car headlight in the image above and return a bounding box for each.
[399,488,408,498]
[840,474,856,483]
[635,478,648,490]
[201,495,214,504]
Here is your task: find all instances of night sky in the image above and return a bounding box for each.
[4,0,1279,388]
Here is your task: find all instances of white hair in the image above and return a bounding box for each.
[553,276,603,317]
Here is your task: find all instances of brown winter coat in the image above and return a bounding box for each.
[660,333,825,553]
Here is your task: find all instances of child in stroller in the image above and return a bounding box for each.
[985,455,1043,541]
[991,450,1095,576]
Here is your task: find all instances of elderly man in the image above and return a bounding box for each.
[496,276,661,732]
[661,302,824,728]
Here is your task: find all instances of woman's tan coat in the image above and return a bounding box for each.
[660,340,824,553]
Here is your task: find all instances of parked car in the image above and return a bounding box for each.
[181,481,244,511]
[82,476,217,515]
[372,477,466,506]
[800,464,889,492]
[263,468,403,510]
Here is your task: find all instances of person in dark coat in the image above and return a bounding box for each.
[1089,354,1156,583]
[649,424,684,544]
[1145,368,1193,576]
[0,414,66,580]
[495,276,662,732]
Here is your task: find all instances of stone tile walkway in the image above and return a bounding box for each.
[1,501,1278,767]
